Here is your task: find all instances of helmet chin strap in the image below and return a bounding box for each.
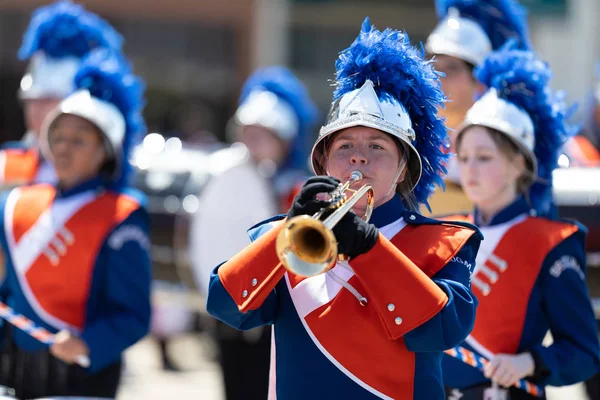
[381,149,408,200]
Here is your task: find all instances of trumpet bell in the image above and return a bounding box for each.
[276,215,338,277]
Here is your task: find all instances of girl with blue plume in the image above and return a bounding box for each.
[441,44,600,399]
[207,18,482,400]
[423,0,532,217]
[0,48,151,399]
[0,0,123,187]
[230,65,318,210]
[205,66,318,400]
[426,0,531,130]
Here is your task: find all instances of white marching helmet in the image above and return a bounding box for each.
[457,88,537,177]
[311,79,422,189]
[19,52,80,100]
[233,89,300,142]
[41,89,126,174]
[425,8,492,66]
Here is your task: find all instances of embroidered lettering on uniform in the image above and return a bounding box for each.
[108,225,149,251]
[451,256,473,272]
[549,255,584,280]
[451,256,474,286]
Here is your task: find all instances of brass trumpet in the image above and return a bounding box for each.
[275,171,375,277]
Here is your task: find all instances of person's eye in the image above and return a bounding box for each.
[369,143,384,150]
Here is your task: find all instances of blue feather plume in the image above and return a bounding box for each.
[74,48,146,189]
[435,0,531,51]
[333,17,449,209]
[475,43,576,215]
[18,0,122,60]
[239,66,318,171]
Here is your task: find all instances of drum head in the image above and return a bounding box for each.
[189,148,277,296]
[33,398,112,400]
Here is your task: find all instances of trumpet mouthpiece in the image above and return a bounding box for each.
[350,171,363,182]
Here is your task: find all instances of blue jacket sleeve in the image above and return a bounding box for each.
[404,234,479,352]
[531,233,600,386]
[81,208,152,372]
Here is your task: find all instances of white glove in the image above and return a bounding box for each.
[484,352,535,388]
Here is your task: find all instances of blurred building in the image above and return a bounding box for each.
[0,0,598,140]
[0,0,437,143]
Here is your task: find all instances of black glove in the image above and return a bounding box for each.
[287,176,340,219]
[332,212,379,259]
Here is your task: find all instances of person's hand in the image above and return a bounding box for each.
[484,353,535,388]
[50,330,90,365]
[287,176,340,219]
[332,212,379,258]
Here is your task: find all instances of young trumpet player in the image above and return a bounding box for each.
[206,18,482,399]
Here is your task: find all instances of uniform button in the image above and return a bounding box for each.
[395,317,403,325]
[409,215,416,221]
[387,303,395,312]
[251,278,258,287]
[242,290,248,298]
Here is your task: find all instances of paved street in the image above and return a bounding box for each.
[118,333,224,400]
[118,332,590,400]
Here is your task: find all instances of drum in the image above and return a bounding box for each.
[188,143,278,296]
[34,398,113,400]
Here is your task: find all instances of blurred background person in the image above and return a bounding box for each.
[0,0,122,188]
[0,48,151,399]
[423,0,531,217]
[189,65,318,400]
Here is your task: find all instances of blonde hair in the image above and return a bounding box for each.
[456,126,534,195]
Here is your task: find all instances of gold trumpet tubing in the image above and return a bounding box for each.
[322,184,374,230]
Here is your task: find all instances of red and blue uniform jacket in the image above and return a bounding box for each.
[442,196,600,389]
[0,177,152,372]
[0,140,56,186]
[207,195,483,399]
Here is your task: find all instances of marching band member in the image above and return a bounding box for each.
[229,65,319,211]
[196,66,318,400]
[0,0,122,187]
[206,18,482,399]
[423,0,531,216]
[441,44,600,399]
[0,49,151,399]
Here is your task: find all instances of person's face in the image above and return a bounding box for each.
[434,55,482,131]
[47,114,107,189]
[23,98,62,139]
[326,126,405,211]
[456,126,524,209]
[237,125,287,166]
